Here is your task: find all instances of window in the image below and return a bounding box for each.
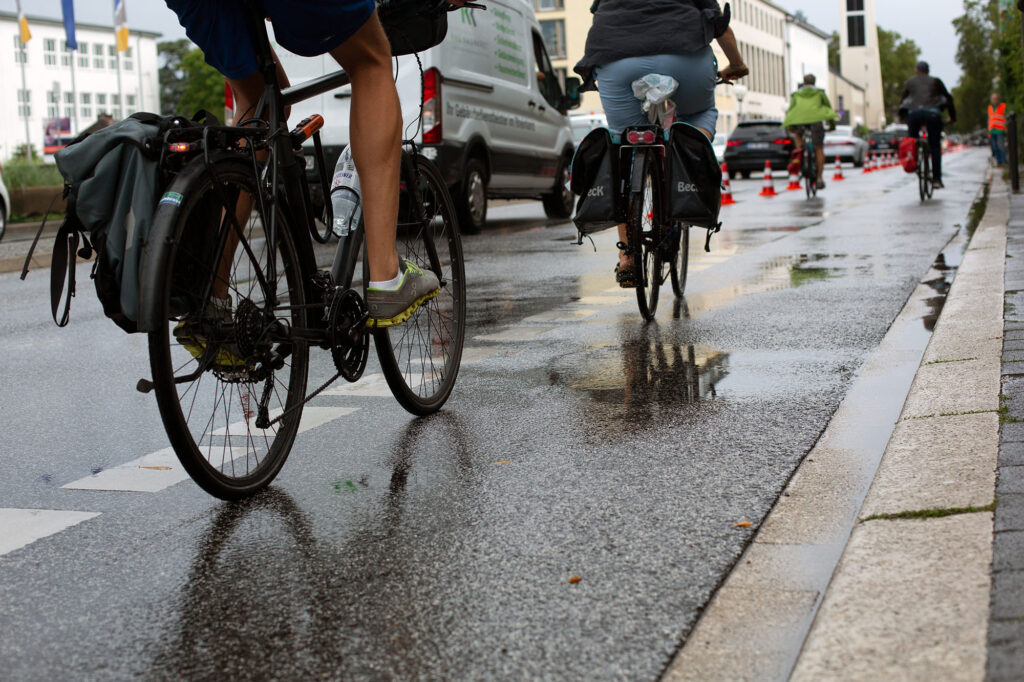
[93,43,104,69]
[81,92,92,119]
[44,38,57,66]
[64,91,75,117]
[108,44,118,69]
[112,94,121,119]
[13,35,27,63]
[847,15,865,47]
[18,89,31,117]
[847,0,864,10]
[539,19,566,60]
[124,46,134,71]
[97,93,107,113]
[61,40,72,66]
[78,42,89,68]
[531,31,563,109]
[126,93,137,114]
[47,91,59,117]
[535,0,563,10]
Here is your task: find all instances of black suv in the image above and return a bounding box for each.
[722,120,794,178]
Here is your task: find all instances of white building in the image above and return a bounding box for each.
[785,16,831,98]
[0,12,160,161]
[720,0,790,127]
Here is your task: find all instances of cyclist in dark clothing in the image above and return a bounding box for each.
[899,61,956,189]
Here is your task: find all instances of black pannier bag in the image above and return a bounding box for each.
[21,112,216,332]
[377,0,449,56]
[570,127,623,235]
[665,123,722,229]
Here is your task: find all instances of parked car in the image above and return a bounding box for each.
[869,124,909,155]
[570,112,608,145]
[824,125,868,167]
[279,0,580,234]
[722,120,793,178]
[0,165,9,242]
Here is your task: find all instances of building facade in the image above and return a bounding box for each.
[829,68,867,127]
[534,0,829,138]
[838,0,884,128]
[0,12,160,160]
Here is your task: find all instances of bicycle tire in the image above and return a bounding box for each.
[374,156,466,415]
[918,144,929,201]
[804,143,817,199]
[630,149,662,321]
[147,158,310,500]
[670,224,690,298]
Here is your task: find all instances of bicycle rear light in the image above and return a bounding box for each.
[168,142,191,153]
[626,130,656,144]
[423,67,442,144]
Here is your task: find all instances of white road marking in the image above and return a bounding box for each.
[63,407,358,493]
[0,508,100,556]
[460,347,502,364]
[322,373,393,397]
[474,326,555,342]
[522,308,598,323]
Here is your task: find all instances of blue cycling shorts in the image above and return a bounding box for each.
[166,0,376,80]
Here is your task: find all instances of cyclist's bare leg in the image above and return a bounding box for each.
[327,14,401,283]
[815,146,826,182]
[207,61,292,301]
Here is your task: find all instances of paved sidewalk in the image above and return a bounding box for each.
[665,173,1009,681]
[988,189,1024,680]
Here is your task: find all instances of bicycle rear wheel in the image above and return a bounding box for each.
[630,149,663,321]
[669,224,690,298]
[374,156,466,415]
[147,159,309,499]
[804,146,817,198]
[918,145,930,201]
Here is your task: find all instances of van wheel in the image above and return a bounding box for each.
[457,158,487,234]
[542,155,573,220]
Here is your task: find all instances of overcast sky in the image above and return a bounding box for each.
[6,0,966,85]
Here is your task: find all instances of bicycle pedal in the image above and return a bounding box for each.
[136,378,155,394]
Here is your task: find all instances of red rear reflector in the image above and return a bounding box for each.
[626,131,656,144]
[168,142,190,153]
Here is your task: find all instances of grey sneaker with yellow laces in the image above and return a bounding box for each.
[365,259,441,328]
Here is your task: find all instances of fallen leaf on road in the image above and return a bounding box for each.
[734,520,752,528]
[493,460,511,465]
[138,466,171,471]
[568,576,581,584]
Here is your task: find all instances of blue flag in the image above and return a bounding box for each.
[62,0,76,50]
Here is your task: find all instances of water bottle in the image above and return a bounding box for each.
[329,145,361,237]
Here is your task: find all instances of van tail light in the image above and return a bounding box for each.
[726,140,744,147]
[422,67,442,144]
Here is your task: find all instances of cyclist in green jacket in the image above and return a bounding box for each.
[783,74,838,189]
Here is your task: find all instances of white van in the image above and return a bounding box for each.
[276,0,581,233]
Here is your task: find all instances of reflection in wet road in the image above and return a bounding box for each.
[0,151,990,679]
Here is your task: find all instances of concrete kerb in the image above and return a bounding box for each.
[662,175,1006,682]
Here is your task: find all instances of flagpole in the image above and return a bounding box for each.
[19,42,31,160]
[71,48,79,135]
[115,52,124,119]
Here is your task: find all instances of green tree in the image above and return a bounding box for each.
[951,0,999,133]
[994,6,1024,114]
[177,50,225,119]
[158,39,192,116]
[828,31,840,72]
[877,27,921,123]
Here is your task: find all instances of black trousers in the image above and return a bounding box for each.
[907,110,944,183]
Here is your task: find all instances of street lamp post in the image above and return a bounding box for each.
[733,84,748,124]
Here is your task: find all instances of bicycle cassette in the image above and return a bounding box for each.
[327,288,370,382]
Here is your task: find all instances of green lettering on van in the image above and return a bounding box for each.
[460,7,477,26]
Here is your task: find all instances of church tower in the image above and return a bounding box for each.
[839,0,885,128]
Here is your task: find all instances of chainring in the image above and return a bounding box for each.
[327,288,370,382]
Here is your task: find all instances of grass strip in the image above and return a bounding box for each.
[861,501,996,523]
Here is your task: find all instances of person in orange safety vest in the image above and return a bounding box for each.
[989,93,1008,166]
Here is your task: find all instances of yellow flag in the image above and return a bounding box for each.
[15,0,31,44]
[114,0,129,51]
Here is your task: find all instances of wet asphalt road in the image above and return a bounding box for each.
[0,150,988,680]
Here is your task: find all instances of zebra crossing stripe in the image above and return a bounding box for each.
[0,508,100,557]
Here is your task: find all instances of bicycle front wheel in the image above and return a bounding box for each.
[670,225,690,298]
[147,158,310,499]
[374,156,466,415]
[630,149,663,321]
[918,146,930,201]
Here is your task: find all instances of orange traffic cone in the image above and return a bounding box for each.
[863,152,874,174]
[832,156,845,181]
[721,163,737,205]
[786,163,802,191]
[888,151,896,168]
[759,160,777,197]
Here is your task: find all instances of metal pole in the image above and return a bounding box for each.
[70,47,79,135]
[116,49,124,119]
[1010,112,1020,193]
[19,42,31,160]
